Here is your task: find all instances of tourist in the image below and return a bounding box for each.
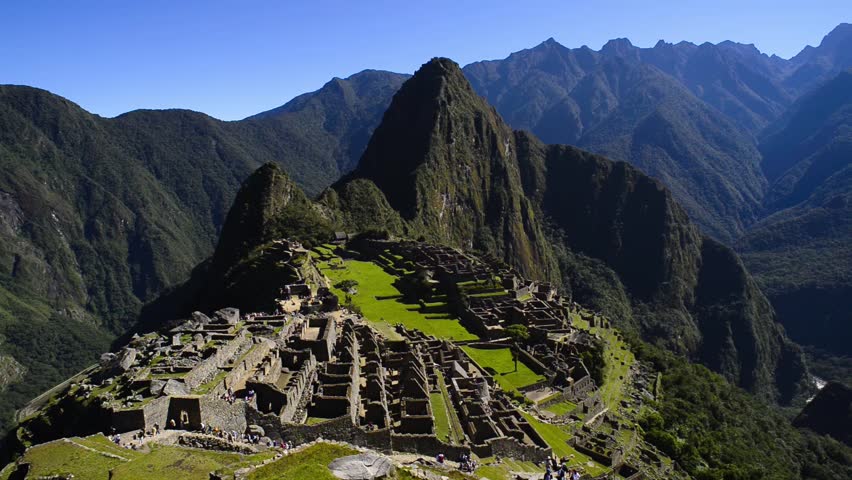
[436,453,445,464]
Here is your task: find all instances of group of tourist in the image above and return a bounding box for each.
[433,452,478,473]
[457,453,478,472]
[220,387,240,404]
[198,423,296,451]
[544,456,582,480]
[108,423,164,450]
[218,387,256,405]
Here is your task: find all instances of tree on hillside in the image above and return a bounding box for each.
[505,324,530,372]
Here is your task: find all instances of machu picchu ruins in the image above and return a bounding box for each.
[4,236,688,479]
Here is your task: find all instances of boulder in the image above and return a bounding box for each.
[118,348,138,371]
[192,311,212,325]
[163,379,190,396]
[150,379,167,396]
[248,425,265,436]
[328,453,395,479]
[99,352,116,367]
[214,308,240,325]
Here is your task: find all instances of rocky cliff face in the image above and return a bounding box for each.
[331,58,809,402]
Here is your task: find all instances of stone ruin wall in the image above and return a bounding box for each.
[278,353,317,422]
[184,333,250,390]
[218,339,275,396]
[200,396,248,433]
[142,396,170,430]
[486,436,551,463]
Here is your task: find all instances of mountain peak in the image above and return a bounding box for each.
[601,37,636,56]
[212,162,310,268]
[822,22,852,45]
[415,57,467,83]
[348,57,503,219]
[537,37,562,49]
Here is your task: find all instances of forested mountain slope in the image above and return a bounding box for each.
[738,69,852,355]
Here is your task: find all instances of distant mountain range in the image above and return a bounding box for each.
[0,22,850,435]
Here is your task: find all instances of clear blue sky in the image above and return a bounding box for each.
[1,0,848,120]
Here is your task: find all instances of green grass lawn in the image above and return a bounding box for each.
[0,436,275,480]
[6,439,124,480]
[305,416,335,425]
[75,434,145,459]
[430,374,466,445]
[430,391,453,443]
[111,444,272,480]
[519,412,609,476]
[248,443,358,480]
[475,458,541,480]
[461,346,544,392]
[435,372,465,444]
[319,259,477,341]
[544,400,577,416]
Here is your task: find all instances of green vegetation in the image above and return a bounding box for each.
[193,370,228,395]
[5,439,124,480]
[305,417,334,425]
[330,58,807,405]
[430,391,454,443]
[571,313,633,410]
[435,372,465,443]
[519,412,608,476]
[504,324,530,373]
[112,445,273,480]
[475,458,540,480]
[247,442,358,480]
[0,435,272,480]
[543,401,577,416]
[633,340,852,479]
[319,259,476,341]
[738,71,852,359]
[0,434,277,480]
[430,373,465,445]
[461,347,544,393]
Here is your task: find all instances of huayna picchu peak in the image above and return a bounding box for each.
[2,13,852,480]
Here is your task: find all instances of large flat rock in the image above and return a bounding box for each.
[328,453,395,479]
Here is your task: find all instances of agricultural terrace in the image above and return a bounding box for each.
[571,312,635,410]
